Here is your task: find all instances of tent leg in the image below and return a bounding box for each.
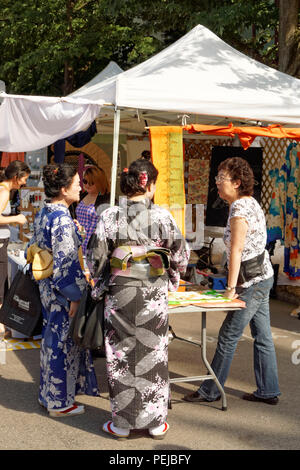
[110,107,120,207]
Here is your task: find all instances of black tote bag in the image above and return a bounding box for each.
[69,286,105,350]
[0,269,43,336]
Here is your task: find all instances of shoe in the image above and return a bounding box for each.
[149,422,169,440]
[242,393,279,405]
[183,391,221,403]
[102,421,129,440]
[48,404,85,417]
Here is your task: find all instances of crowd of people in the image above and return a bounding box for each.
[0,155,280,440]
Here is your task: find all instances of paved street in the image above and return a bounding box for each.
[0,297,299,451]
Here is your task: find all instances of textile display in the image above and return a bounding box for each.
[185,141,211,205]
[0,94,101,152]
[185,139,232,207]
[149,126,186,235]
[185,124,300,150]
[187,158,210,205]
[267,142,300,279]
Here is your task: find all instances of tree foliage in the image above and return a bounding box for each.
[0,0,299,96]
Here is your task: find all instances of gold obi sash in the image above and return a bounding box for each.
[110,245,170,279]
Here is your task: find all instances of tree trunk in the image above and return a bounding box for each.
[62,0,75,95]
[63,62,74,95]
[278,0,300,77]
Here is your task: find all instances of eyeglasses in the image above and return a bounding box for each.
[215,176,232,183]
[82,179,94,186]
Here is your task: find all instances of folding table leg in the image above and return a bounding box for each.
[201,311,227,411]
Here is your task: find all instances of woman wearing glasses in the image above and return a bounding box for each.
[75,166,110,255]
[184,157,280,406]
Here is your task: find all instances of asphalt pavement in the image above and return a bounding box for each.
[0,297,299,453]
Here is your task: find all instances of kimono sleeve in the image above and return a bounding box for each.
[161,211,190,291]
[51,213,85,301]
[86,211,114,285]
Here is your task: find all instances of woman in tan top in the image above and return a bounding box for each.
[0,160,30,334]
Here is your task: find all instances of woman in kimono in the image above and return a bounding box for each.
[86,158,190,440]
[27,164,99,417]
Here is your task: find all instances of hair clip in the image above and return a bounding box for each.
[53,167,59,174]
[123,167,128,173]
[139,171,148,188]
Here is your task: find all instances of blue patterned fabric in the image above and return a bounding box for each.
[267,143,300,279]
[27,203,99,409]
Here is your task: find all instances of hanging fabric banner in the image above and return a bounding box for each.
[0,94,102,152]
[185,123,300,150]
[267,142,300,279]
[149,126,185,235]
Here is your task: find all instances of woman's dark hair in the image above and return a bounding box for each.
[43,164,77,198]
[0,160,31,182]
[120,158,158,197]
[140,150,151,161]
[218,157,254,196]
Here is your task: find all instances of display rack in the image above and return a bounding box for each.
[18,187,45,242]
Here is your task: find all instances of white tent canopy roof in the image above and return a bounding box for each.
[1,24,300,152]
[68,61,123,98]
[77,24,300,126]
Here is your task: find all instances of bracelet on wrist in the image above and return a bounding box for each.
[226,286,236,291]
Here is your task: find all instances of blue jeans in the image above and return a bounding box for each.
[198,276,281,400]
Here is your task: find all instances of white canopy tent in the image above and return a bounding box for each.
[68,61,123,98]
[66,24,300,125]
[1,24,300,203]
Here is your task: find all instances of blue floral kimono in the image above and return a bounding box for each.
[27,203,99,409]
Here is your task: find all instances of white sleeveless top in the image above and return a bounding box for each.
[0,185,11,239]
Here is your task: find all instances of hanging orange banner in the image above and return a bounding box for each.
[184,123,300,150]
[149,126,185,235]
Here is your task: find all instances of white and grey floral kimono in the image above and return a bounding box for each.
[27,203,99,410]
[86,198,190,429]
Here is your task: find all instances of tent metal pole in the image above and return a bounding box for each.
[110,107,120,206]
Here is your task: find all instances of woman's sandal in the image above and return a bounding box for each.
[149,422,169,440]
[48,404,85,418]
[102,421,130,440]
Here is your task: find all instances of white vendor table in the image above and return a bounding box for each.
[169,303,240,411]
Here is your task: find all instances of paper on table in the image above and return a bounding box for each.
[168,290,246,309]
